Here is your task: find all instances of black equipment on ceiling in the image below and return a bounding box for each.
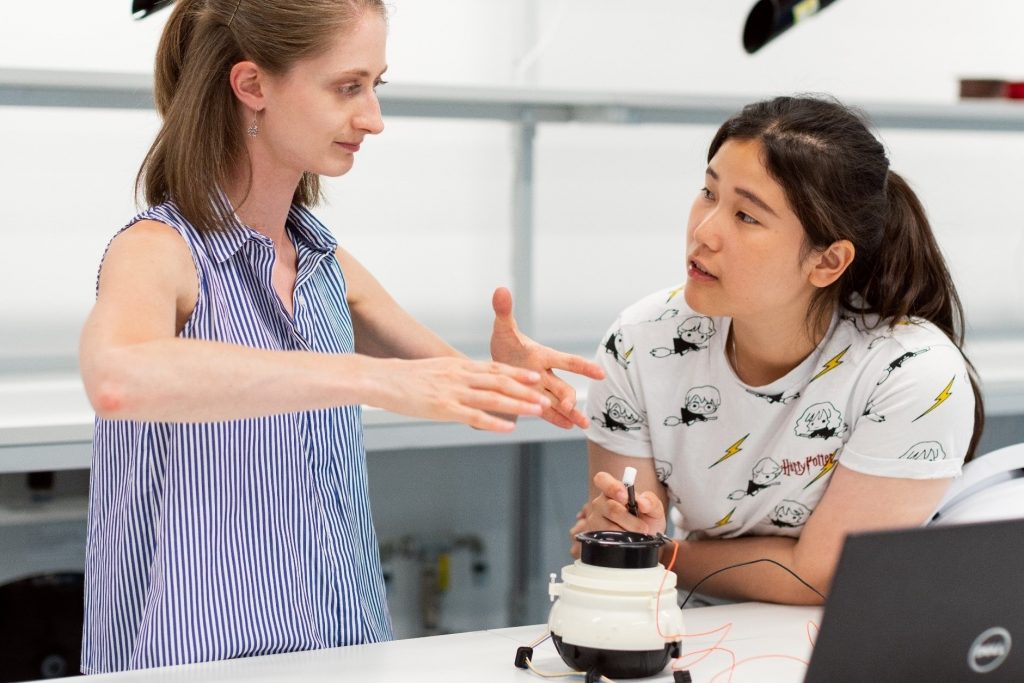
[132,0,175,19]
[743,0,839,53]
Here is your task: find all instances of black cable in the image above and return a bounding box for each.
[680,558,826,608]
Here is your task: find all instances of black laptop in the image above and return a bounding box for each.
[805,518,1024,682]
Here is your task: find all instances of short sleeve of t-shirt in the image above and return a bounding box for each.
[584,316,655,458]
[840,336,975,479]
[584,286,687,459]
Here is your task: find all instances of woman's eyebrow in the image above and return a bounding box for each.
[706,166,780,217]
[735,187,779,217]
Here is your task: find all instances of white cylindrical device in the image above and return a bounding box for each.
[548,531,683,679]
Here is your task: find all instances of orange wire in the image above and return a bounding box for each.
[656,538,684,641]
[681,622,734,639]
[700,646,738,683]
[710,653,810,683]
[806,620,819,647]
[672,624,733,669]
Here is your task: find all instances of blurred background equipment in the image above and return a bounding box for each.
[959,78,1024,100]
[0,573,84,682]
[743,0,840,53]
[379,533,488,637]
[131,0,174,19]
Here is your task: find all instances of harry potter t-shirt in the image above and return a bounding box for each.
[584,285,975,540]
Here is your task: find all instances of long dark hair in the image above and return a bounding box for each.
[708,95,984,460]
[137,0,386,233]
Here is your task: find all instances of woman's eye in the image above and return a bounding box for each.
[700,187,714,200]
[373,78,388,90]
[339,84,360,95]
[737,211,759,225]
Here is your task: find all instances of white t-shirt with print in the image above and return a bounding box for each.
[584,285,975,540]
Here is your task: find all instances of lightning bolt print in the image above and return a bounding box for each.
[809,345,850,382]
[709,434,750,468]
[913,376,955,422]
[804,449,839,489]
[710,507,736,529]
[665,285,685,303]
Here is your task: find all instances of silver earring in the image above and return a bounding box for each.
[247,113,259,138]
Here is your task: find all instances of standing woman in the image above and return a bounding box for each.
[79,0,601,673]
[576,95,983,605]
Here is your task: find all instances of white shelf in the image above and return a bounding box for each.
[0,495,89,527]
[3,67,1024,131]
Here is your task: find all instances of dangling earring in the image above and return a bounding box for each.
[247,111,260,138]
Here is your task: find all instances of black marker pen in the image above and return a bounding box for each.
[622,466,639,516]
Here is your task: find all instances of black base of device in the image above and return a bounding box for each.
[551,633,681,679]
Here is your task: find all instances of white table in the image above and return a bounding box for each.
[43,602,822,683]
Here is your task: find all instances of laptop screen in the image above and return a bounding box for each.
[804,519,1023,682]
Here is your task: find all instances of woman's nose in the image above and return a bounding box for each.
[690,209,723,250]
[355,91,384,135]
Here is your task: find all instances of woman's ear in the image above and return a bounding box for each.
[229,60,266,112]
[808,239,856,289]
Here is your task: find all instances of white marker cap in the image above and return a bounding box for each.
[622,466,638,486]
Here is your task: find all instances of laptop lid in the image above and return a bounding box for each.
[805,518,1024,683]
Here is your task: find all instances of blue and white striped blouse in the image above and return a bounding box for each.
[82,201,393,674]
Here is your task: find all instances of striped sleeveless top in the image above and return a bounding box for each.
[82,202,393,674]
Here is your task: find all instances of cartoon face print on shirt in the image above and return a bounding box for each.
[664,385,721,426]
[877,347,931,385]
[654,459,682,504]
[728,458,783,500]
[899,441,947,461]
[594,396,646,432]
[793,402,848,440]
[603,329,634,369]
[768,500,813,528]
[653,457,673,483]
[650,316,715,358]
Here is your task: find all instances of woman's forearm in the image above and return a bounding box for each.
[81,337,386,423]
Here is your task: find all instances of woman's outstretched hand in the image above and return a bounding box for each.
[363,355,552,432]
[568,471,667,558]
[490,287,605,429]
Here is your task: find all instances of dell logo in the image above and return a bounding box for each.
[968,627,1012,674]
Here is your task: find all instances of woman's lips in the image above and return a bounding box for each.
[688,259,718,281]
[335,142,360,152]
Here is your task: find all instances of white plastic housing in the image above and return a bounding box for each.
[548,560,684,651]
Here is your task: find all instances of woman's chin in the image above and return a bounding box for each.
[316,158,356,178]
[683,287,720,317]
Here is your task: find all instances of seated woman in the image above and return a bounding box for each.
[574,95,983,605]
